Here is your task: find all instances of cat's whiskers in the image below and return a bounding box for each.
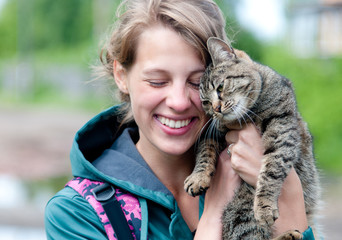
[239,96,262,121]
[231,105,243,128]
[212,119,222,154]
[238,105,257,126]
[201,118,213,135]
[195,118,213,148]
[202,117,222,154]
[205,119,215,141]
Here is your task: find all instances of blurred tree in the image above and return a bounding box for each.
[0,0,262,60]
[30,0,93,50]
[0,0,93,58]
[0,0,17,57]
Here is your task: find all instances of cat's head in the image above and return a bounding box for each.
[200,37,262,125]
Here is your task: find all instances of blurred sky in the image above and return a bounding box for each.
[236,0,286,41]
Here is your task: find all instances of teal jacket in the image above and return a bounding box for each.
[45,106,204,239]
[45,105,315,239]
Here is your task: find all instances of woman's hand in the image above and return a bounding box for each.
[225,124,264,187]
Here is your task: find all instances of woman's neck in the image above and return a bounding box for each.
[136,140,195,194]
[136,140,199,231]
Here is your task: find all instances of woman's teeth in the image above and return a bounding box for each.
[158,116,191,129]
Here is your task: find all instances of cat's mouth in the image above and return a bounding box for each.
[156,116,193,129]
[222,100,248,122]
[213,100,244,122]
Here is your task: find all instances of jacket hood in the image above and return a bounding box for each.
[69,106,175,209]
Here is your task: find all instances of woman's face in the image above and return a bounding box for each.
[115,25,207,158]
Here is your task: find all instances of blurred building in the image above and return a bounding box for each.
[288,0,342,57]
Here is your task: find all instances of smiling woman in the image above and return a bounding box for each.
[45,0,315,239]
[45,1,229,239]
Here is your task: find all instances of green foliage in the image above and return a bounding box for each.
[0,0,17,57]
[261,47,342,175]
[0,0,93,57]
[29,0,93,50]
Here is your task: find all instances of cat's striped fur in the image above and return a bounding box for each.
[184,37,320,240]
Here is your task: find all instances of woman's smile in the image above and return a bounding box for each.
[154,114,200,137]
[156,115,192,129]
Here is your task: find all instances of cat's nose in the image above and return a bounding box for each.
[213,102,221,112]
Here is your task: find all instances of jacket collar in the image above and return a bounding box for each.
[70,106,175,209]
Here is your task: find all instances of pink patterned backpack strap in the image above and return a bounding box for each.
[66,177,142,240]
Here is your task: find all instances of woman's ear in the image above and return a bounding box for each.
[113,60,129,94]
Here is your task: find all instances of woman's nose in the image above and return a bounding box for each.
[166,82,191,112]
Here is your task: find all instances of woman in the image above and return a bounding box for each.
[45,0,314,239]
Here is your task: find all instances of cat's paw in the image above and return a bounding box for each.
[272,230,303,240]
[254,198,279,226]
[254,205,279,226]
[184,172,211,197]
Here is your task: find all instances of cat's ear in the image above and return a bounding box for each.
[207,37,236,67]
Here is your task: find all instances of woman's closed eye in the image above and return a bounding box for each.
[145,79,168,87]
[187,71,203,90]
[188,80,200,90]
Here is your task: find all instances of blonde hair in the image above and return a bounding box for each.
[98,0,228,124]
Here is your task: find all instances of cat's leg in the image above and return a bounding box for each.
[184,138,218,196]
[253,152,293,226]
[272,230,303,240]
[254,117,300,227]
[254,167,281,226]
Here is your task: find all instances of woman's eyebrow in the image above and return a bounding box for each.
[143,68,168,74]
[142,67,204,78]
[190,69,205,75]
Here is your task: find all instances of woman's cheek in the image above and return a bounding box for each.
[192,90,204,111]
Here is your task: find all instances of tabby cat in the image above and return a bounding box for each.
[184,37,320,240]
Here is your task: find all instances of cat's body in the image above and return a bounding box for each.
[184,38,320,240]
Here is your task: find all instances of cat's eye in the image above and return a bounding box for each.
[202,100,210,105]
[217,82,224,92]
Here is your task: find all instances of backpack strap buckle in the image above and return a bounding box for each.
[91,182,134,240]
[92,182,115,202]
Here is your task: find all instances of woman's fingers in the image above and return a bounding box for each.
[224,124,264,187]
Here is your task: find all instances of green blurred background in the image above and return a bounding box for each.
[0,0,341,238]
[1,0,340,174]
